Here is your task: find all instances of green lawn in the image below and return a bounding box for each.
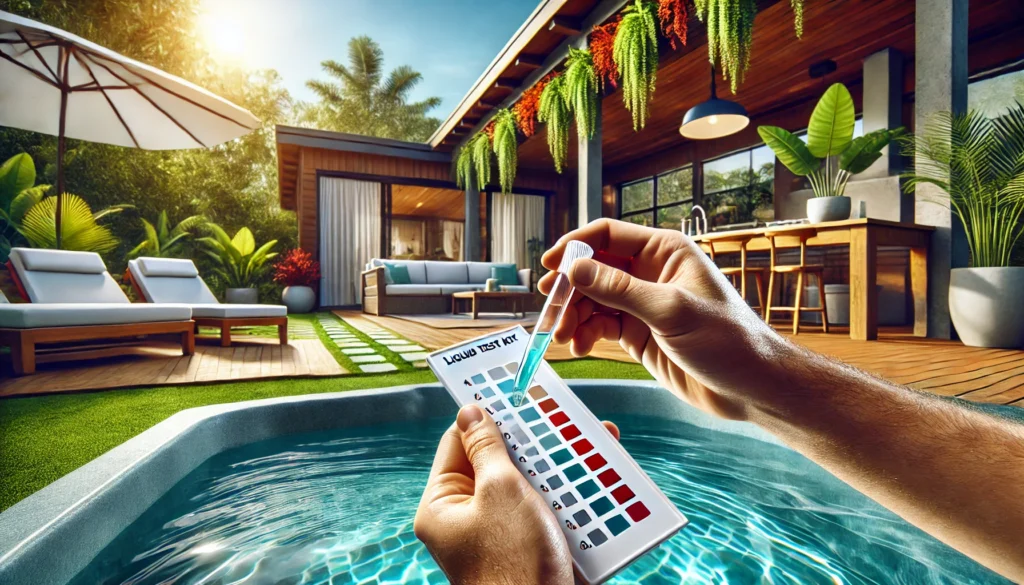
[0,358,650,512]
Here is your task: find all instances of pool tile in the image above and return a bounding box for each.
[577,479,599,499]
[597,469,621,488]
[590,496,614,517]
[611,485,635,505]
[584,453,607,471]
[549,449,572,465]
[573,510,593,527]
[626,502,650,522]
[587,529,608,547]
[605,514,630,536]
[519,407,541,423]
[564,464,586,482]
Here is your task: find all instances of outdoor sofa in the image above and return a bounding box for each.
[126,257,288,347]
[1,248,194,375]
[361,259,532,315]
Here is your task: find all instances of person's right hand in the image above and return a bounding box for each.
[539,219,792,421]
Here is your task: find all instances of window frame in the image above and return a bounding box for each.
[617,164,694,229]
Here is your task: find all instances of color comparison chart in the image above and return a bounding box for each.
[427,326,687,585]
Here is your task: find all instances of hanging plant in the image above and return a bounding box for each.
[613,0,659,131]
[589,19,619,90]
[657,0,688,49]
[483,119,496,141]
[513,74,551,138]
[492,109,519,193]
[694,0,757,93]
[791,0,804,38]
[537,73,571,173]
[563,47,600,139]
[454,144,474,189]
[468,132,492,188]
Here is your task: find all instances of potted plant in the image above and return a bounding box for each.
[199,223,278,304]
[274,248,320,313]
[758,83,904,223]
[903,104,1024,348]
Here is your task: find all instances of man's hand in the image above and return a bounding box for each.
[415,404,619,585]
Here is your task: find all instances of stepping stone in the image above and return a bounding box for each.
[336,342,369,348]
[360,363,398,373]
[351,354,386,364]
[342,348,376,355]
[384,344,425,353]
[400,352,430,362]
[414,361,428,368]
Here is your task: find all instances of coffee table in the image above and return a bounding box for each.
[451,291,532,319]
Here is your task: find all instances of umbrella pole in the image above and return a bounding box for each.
[55,45,69,250]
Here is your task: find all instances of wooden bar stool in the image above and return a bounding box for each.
[705,234,767,318]
[763,228,829,334]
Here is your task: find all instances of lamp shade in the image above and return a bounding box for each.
[679,98,749,139]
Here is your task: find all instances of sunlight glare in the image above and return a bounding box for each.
[198,0,251,65]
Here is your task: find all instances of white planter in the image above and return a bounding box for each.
[282,285,316,313]
[949,267,1024,348]
[225,287,258,304]
[807,196,851,223]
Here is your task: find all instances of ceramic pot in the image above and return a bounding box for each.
[485,278,499,292]
[807,196,851,223]
[949,267,1024,348]
[281,285,315,313]
[225,287,258,304]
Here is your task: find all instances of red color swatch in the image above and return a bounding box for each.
[549,411,570,427]
[626,501,650,522]
[560,425,581,440]
[611,485,635,505]
[538,399,559,413]
[597,468,621,487]
[571,438,594,455]
[584,453,607,471]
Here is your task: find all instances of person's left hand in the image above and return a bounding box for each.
[415,404,620,585]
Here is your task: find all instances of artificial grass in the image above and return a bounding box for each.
[0,358,650,512]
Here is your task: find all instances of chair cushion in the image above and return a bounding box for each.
[385,284,441,295]
[499,285,531,293]
[466,262,496,283]
[440,284,485,294]
[424,261,468,284]
[491,264,519,286]
[137,257,199,278]
[189,304,287,318]
[11,248,106,274]
[128,260,219,305]
[0,303,191,329]
[382,262,412,285]
[10,248,127,304]
[371,259,426,284]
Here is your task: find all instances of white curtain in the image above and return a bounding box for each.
[319,177,380,306]
[442,220,464,261]
[491,193,545,269]
[391,219,425,256]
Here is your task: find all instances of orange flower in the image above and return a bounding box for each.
[657,0,688,50]
[512,72,554,137]
[590,19,619,90]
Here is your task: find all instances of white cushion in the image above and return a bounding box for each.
[189,304,287,318]
[371,259,426,284]
[10,248,128,304]
[137,257,199,278]
[424,261,468,284]
[517,268,531,287]
[440,284,485,294]
[385,284,441,295]
[0,303,191,329]
[466,262,495,283]
[10,248,106,274]
[500,285,531,293]
[128,260,219,304]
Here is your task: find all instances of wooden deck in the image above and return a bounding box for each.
[346,311,1024,407]
[0,337,345,398]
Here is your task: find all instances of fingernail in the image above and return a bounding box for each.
[457,404,485,432]
[572,259,597,287]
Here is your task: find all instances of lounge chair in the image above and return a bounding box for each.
[125,257,287,347]
[1,248,194,375]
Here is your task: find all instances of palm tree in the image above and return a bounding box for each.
[128,211,205,258]
[301,36,442,141]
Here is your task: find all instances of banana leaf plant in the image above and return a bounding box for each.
[129,211,206,258]
[199,223,278,289]
[0,153,51,259]
[758,83,904,198]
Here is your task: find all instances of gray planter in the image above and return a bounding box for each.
[807,196,851,223]
[281,285,315,313]
[949,267,1024,348]
[225,287,258,304]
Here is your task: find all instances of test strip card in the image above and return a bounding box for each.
[427,326,687,585]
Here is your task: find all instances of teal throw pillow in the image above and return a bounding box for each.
[383,262,411,285]
[491,264,518,287]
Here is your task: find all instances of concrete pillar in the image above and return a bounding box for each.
[861,48,904,179]
[578,97,603,227]
[464,183,481,261]
[914,0,969,339]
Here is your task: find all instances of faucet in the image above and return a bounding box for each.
[685,205,708,236]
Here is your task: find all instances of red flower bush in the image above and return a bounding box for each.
[274,248,321,288]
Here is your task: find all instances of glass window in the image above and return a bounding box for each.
[701,145,775,229]
[620,180,653,214]
[703,151,750,195]
[623,212,654,227]
[618,166,693,230]
[657,167,692,205]
[656,202,691,231]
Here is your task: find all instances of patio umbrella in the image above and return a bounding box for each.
[0,11,260,248]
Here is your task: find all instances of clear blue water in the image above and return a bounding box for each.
[71,414,1009,585]
[512,331,553,406]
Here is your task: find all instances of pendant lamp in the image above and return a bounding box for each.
[679,67,749,139]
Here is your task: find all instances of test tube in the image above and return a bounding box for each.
[510,241,594,406]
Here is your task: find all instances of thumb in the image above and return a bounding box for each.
[568,258,681,327]
[457,404,515,485]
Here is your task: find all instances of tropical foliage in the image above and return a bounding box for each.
[454,143,475,190]
[492,109,519,193]
[299,36,442,141]
[19,194,128,253]
[513,74,551,138]
[128,211,205,258]
[590,19,619,90]
[613,0,659,130]
[563,48,600,140]
[657,0,689,49]
[694,0,757,94]
[758,83,904,198]
[791,0,805,38]
[901,104,1024,268]
[469,133,493,189]
[0,153,48,260]
[274,248,321,288]
[199,224,279,290]
[538,74,572,173]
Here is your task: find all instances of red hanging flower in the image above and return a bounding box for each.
[512,72,554,137]
[484,119,496,141]
[658,0,688,49]
[590,19,619,90]
[274,248,321,288]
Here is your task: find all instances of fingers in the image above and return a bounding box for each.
[569,313,621,357]
[457,404,518,486]
[602,420,620,441]
[568,258,687,334]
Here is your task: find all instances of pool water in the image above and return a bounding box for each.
[71,414,1009,585]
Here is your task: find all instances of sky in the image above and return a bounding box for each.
[198,0,540,121]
